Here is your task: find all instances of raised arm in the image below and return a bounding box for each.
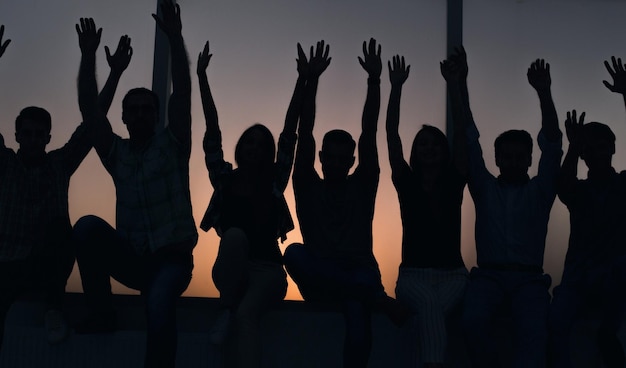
[295,41,330,176]
[0,25,10,151]
[603,56,626,110]
[152,0,191,149]
[98,35,132,114]
[528,59,560,141]
[385,55,410,173]
[357,38,382,170]
[558,110,584,205]
[76,18,114,158]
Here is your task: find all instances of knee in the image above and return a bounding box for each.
[283,242,306,268]
[73,215,107,240]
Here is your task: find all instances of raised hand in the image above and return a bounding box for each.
[0,25,11,58]
[603,56,626,95]
[105,35,132,75]
[76,18,102,55]
[388,55,410,87]
[564,109,585,152]
[527,59,551,92]
[442,46,468,81]
[152,0,182,38]
[197,41,212,76]
[358,38,382,78]
[305,40,331,79]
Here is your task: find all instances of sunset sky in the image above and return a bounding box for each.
[0,0,625,300]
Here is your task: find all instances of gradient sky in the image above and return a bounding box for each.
[0,0,625,300]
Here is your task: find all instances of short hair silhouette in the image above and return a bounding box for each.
[16,106,51,134]
[234,123,276,167]
[494,129,533,157]
[409,124,450,171]
[583,122,616,144]
[322,129,356,153]
[122,87,160,113]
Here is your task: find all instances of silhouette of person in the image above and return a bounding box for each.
[386,53,468,368]
[196,40,309,367]
[548,57,626,368]
[283,39,409,368]
[449,48,563,368]
[72,4,196,367]
[0,22,130,349]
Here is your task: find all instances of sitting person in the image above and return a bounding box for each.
[449,47,563,368]
[196,40,311,367]
[549,56,626,368]
[386,53,468,368]
[284,38,409,368]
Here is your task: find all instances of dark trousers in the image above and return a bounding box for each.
[549,256,626,368]
[462,267,551,368]
[74,215,193,368]
[284,243,385,368]
[0,218,74,349]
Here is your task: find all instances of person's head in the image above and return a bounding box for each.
[409,125,450,171]
[580,122,615,172]
[122,88,160,139]
[235,124,276,169]
[494,129,533,183]
[15,106,51,157]
[320,129,356,182]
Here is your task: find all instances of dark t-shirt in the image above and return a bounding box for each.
[392,164,466,269]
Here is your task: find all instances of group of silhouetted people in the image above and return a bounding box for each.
[0,2,625,368]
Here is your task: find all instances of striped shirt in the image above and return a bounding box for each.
[0,123,92,261]
[103,128,197,255]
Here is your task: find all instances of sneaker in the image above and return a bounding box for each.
[44,309,69,344]
[209,309,231,345]
[74,311,117,334]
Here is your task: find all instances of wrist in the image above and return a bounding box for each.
[368,76,381,85]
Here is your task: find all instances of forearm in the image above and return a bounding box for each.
[385,85,404,166]
[558,145,579,200]
[169,34,191,99]
[283,76,306,136]
[537,89,560,141]
[449,81,468,175]
[198,72,220,141]
[98,69,123,114]
[78,52,99,120]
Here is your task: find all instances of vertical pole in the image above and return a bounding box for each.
[151,0,175,129]
[446,0,463,145]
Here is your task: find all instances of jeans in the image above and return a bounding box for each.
[74,215,193,368]
[462,267,551,368]
[284,243,385,368]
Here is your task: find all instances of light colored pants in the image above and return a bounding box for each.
[212,228,287,368]
[395,266,468,365]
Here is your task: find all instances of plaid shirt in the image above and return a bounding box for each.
[103,127,198,255]
[0,123,92,261]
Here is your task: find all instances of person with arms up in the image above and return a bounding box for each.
[73,2,196,367]
[284,38,409,368]
[548,56,626,368]
[386,52,468,368]
[0,22,130,349]
[196,40,310,367]
[450,48,563,368]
